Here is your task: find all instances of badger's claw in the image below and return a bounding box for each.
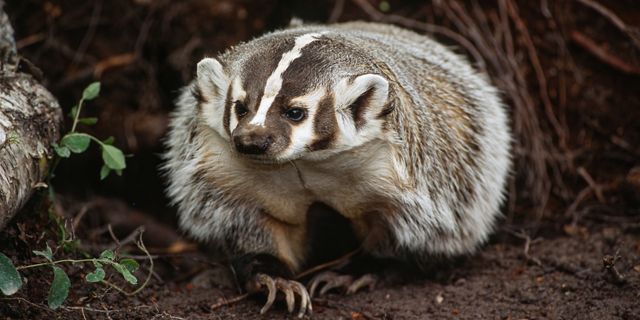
[346,273,377,295]
[308,271,377,297]
[251,273,312,318]
[309,271,353,297]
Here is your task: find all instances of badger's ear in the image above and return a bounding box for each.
[196,58,229,100]
[335,74,390,130]
[196,58,231,138]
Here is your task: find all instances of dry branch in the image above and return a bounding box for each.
[570,31,640,75]
[0,1,62,229]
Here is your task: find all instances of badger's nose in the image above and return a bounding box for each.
[232,131,273,155]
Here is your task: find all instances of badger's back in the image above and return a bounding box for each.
[289,22,511,257]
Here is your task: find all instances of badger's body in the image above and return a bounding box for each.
[165,21,510,307]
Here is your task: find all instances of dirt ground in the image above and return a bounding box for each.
[2,0,640,319]
[2,214,639,319]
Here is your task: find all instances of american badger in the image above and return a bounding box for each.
[164,21,510,316]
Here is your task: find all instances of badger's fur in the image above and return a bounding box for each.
[164,22,511,274]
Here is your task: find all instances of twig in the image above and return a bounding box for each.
[564,186,592,218]
[433,0,560,218]
[108,230,155,296]
[134,7,155,56]
[72,0,103,66]
[576,166,605,203]
[522,234,542,266]
[505,0,567,150]
[61,304,154,314]
[602,251,627,285]
[93,53,136,77]
[107,224,121,248]
[16,258,104,270]
[351,0,487,71]
[295,248,361,280]
[504,229,542,266]
[72,204,91,230]
[16,32,45,49]
[57,53,136,89]
[0,297,55,313]
[570,31,640,75]
[108,225,145,251]
[209,293,250,311]
[328,0,345,23]
[582,117,640,157]
[576,0,640,49]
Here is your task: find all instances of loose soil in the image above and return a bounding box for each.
[2,0,639,319]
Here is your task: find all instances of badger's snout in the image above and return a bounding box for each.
[232,126,274,155]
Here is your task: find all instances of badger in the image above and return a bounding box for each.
[164,21,511,317]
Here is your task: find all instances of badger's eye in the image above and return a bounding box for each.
[283,108,306,122]
[235,101,248,118]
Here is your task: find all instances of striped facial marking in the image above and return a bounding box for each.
[280,87,327,158]
[248,33,326,127]
[227,77,247,134]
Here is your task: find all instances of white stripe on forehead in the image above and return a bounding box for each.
[249,32,325,127]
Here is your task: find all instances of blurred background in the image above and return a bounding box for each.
[6,0,640,226]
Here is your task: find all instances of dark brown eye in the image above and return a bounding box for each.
[283,108,305,122]
[235,101,248,118]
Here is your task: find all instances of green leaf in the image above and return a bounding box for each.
[379,1,390,12]
[102,136,115,145]
[85,267,105,283]
[61,239,79,253]
[82,82,101,101]
[112,263,137,285]
[77,117,98,125]
[119,259,139,273]
[47,266,70,309]
[99,250,115,261]
[0,253,22,295]
[68,105,79,119]
[33,244,53,262]
[101,145,126,170]
[61,133,91,153]
[52,143,70,158]
[99,165,110,180]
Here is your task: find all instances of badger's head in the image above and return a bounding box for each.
[194,32,392,164]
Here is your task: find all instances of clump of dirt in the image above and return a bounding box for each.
[2,0,639,319]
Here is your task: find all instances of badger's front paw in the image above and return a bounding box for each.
[308,271,377,297]
[247,273,312,318]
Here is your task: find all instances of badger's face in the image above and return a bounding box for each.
[194,33,391,164]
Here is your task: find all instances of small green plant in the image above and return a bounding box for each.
[0,238,152,309]
[51,82,126,180]
[0,82,147,310]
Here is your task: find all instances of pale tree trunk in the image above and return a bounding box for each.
[0,1,62,229]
